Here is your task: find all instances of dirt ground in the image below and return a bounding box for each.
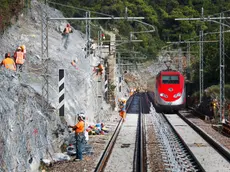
[45,122,118,172]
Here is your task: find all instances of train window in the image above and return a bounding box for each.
[162,75,179,84]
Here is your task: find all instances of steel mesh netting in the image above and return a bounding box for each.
[0,80,62,171]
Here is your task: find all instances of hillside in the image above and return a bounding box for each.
[0,1,131,171]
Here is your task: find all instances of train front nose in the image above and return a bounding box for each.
[158,90,184,106]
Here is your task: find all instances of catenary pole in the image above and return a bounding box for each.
[86,11,91,58]
[199,8,204,103]
[219,13,225,122]
[118,52,122,92]
[175,9,228,123]
[178,34,182,72]
[187,42,191,80]
[199,30,204,103]
[41,0,49,114]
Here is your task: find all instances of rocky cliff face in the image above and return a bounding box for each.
[0,69,66,171]
[0,1,161,171]
[0,1,114,171]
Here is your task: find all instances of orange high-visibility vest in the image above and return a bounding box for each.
[2,58,16,71]
[98,64,103,71]
[71,61,76,66]
[73,121,85,134]
[65,27,71,34]
[15,52,24,64]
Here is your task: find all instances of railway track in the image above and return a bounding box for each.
[94,93,148,172]
[147,92,230,171]
[178,110,230,168]
[95,92,230,172]
[186,107,230,149]
[163,110,230,171]
[151,109,230,171]
[150,111,203,171]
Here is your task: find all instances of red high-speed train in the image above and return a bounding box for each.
[154,70,186,113]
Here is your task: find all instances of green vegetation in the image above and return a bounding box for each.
[191,84,230,110]
[0,0,27,32]
[205,85,230,101]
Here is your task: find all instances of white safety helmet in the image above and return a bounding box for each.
[120,97,126,101]
[120,98,127,103]
[78,113,85,120]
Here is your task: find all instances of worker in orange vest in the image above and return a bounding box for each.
[68,113,85,161]
[0,53,16,71]
[63,23,72,35]
[14,46,25,72]
[71,60,78,70]
[118,98,127,121]
[94,63,104,76]
[62,23,73,49]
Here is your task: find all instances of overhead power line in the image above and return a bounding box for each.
[48,1,112,17]
[48,17,144,20]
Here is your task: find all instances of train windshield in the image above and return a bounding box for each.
[162,75,179,84]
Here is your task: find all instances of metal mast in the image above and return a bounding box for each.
[186,42,191,80]
[178,35,182,72]
[199,8,204,103]
[41,0,49,113]
[98,30,102,58]
[86,11,91,58]
[199,30,204,103]
[117,52,122,92]
[219,12,225,122]
[178,48,182,72]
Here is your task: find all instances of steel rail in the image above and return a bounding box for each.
[179,109,230,162]
[94,118,123,172]
[94,95,135,172]
[134,93,147,172]
[139,95,145,172]
[161,113,205,171]
[147,92,202,171]
[134,95,144,172]
[142,93,148,168]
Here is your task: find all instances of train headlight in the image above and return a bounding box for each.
[160,93,168,98]
[173,93,181,98]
